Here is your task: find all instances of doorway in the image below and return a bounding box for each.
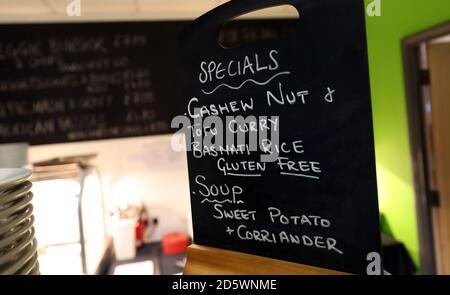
[402,21,450,275]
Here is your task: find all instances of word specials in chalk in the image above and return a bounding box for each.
[199,50,280,88]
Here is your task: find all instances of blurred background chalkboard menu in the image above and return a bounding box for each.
[0,20,297,145]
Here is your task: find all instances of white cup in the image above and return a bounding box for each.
[112,217,136,261]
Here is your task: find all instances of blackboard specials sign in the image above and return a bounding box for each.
[179,0,382,274]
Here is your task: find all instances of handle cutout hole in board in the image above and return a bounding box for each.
[218,5,300,49]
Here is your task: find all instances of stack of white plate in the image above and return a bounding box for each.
[0,168,39,275]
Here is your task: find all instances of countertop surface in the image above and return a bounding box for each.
[109,242,186,275]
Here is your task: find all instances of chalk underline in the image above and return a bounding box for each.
[280,172,320,179]
[225,172,319,179]
[201,71,291,95]
[201,198,231,204]
[227,173,262,177]
[201,198,244,204]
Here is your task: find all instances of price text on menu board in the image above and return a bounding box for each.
[179,0,381,274]
[0,22,187,145]
[0,20,297,145]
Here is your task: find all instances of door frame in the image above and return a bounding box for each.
[402,21,450,275]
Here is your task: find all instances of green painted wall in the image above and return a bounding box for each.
[364,0,450,268]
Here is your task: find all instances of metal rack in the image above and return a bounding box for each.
[32,156,109,275]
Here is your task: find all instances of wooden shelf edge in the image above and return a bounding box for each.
[183,244,348,275]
